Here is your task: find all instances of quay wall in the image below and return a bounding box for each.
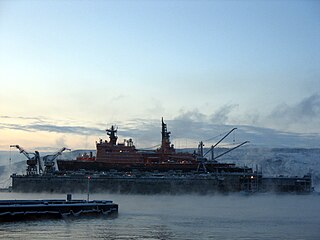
[11,174,312,194]
[11,174,249,194]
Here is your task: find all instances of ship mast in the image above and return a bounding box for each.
[160,118,174,154]
[106,126,118,145]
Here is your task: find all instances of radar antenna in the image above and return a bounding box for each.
[106,126,118,145]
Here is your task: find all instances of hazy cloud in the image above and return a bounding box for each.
[1,95,320,149]
[55,136,67,147]
[0,120,103,136]
[174,109,206,122]
[0,115,44,121]
[118,116,320,148]
[266,93,320,133]
[115,104,320,148]
[271,93,320,120]
[27,124,103,135]
[110,94,127,102]
[145,98,165,116]
[209,104,238,124]
[0,123,34,132]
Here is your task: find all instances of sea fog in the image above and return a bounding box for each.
[1,148,319,239]
[0,192,319,240]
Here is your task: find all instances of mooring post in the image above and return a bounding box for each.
[87,176,90,202]
[67,193,72,201]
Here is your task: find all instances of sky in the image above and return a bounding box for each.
[0,0,319,151]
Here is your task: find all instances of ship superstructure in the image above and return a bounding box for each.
[57,118,249,173]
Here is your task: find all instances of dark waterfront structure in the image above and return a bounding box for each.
[11,172,259,194]
[11,171,312,194]
[0,195,118,222]
[260,175,312,192]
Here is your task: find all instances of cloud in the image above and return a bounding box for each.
[209,104,238,124]
[55,136,67,147]
[1,95,320,150]
[27,124,103,135]
[116,104,320,148]
[0,115,43,121]
[266,93,320,133]
[171,110,228,142]
[0,117,103,136]
[174,109,206,122]
[270,93,320,120]
[110,94,126,102]
[145,98,165,116]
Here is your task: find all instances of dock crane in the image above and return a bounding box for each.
[203,128,249,161]
[196,128,249,172]
[43,147,71,174]
[10,145,43,175]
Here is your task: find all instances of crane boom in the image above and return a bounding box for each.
[204,128,237,157]
[10,145,33,160]
[212,128,237,149]
[43,147,71,162]
[43,147,71,174]
[213,141,249,160]
[10,145,42,175]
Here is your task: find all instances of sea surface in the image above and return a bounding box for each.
[0,192,319,240]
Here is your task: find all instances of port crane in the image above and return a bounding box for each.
[10,145,43,175]
[43,147,71,174]
[203,128,249,161]
[196,128,249,172]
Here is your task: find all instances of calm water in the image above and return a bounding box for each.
[0,192,319,240]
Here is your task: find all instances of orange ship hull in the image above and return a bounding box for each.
[57,119,252,174]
